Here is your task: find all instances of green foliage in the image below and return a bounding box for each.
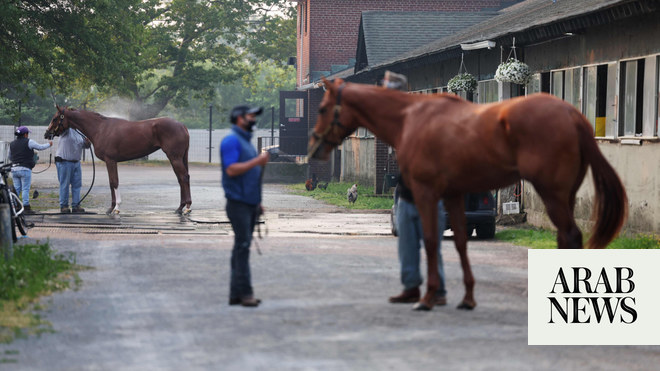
[495,228,660,249]
[0,243,75,301]
[1,1,298,124]
[495,228,558,249]
[0,243,80,343]
[288,182,394,210]
[607,233,660,249]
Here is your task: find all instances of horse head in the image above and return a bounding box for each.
[308,78,358,161]
[45,105,70,139]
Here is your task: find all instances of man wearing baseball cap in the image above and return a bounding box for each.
[220,105,268,307]
[9,126,53,214]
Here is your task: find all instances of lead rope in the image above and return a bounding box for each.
[75,129,96,205]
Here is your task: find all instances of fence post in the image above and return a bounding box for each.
[209,105,213,163]
[0,204,12,260]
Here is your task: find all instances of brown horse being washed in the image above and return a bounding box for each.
[46,106,192,215]
[309,78,627,311]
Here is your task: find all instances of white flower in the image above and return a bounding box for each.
[448,73,477,93]
[495,58,531,85]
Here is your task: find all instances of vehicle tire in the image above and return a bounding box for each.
[476,222,496,239]
[10,187,28,236]
[1,187,17,242]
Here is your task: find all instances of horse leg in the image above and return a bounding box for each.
[445,195,476,310]
[168,156,191,215]
[411,195,440,311]
[105,161,121,215]
[536,187,582,249]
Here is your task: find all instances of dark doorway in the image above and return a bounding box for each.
[279,90,309,155]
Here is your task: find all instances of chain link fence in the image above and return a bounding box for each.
[0,126,276,165]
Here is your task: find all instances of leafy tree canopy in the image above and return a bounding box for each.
[1,0,297,125]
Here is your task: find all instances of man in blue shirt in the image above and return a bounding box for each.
[220,105,269,307]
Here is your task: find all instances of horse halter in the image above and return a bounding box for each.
[47,112,66,139]
[310,83,349,154]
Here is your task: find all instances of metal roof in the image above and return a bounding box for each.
[355,11,498,71]
[358,0,660,73]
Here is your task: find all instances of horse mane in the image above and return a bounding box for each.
[68,108,110,120]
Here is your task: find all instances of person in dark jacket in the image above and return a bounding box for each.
[9,126,52,214]
[220,105,269,307]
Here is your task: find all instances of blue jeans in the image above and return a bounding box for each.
[56,161,82,207]
[226,199,258,300]
[396,198,447,297]
[11,169,32,206]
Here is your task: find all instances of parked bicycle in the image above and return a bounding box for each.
[0,162,30,242]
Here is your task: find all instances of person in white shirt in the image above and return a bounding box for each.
[55,128,90,213]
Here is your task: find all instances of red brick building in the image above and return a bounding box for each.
[291,0,508,87]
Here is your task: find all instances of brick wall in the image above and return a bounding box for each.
[295,0,503,84]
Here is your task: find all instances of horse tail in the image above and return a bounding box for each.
[576,112,628,249]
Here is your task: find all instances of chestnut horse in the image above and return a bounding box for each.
[309,78,627,311]
[45,106,192,215]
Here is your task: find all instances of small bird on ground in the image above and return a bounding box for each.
[32,189,39,199]
[305,173,319,191]
[347,184,358,204]
[317,182,329,190]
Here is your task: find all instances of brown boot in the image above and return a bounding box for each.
[388,287,420,303]
[240,296,261,307]
[60,207,71,214]
[23,205,35,215]
[72,206,86,213]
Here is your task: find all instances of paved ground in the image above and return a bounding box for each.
[1,164,658,370]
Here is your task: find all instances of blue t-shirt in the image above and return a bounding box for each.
[220,126,262,205]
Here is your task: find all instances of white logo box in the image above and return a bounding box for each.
[528,249,660,345]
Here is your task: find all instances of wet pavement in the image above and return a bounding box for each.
[1,164,658,370]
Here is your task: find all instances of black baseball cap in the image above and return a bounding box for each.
[230,105,263,124]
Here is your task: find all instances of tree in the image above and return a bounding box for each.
[0,0,148,100]
[1,1,297,124]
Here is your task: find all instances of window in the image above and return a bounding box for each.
[582,65,608,136]
[619,59,645,136]
[526,72,550,95]
[477,80,498,103]
[551,68,581,109]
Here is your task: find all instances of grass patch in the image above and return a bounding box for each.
[496,227,660,249]
[288,182,394,210]
[0,242,83,344]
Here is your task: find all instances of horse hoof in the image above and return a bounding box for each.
[456,302,476,310]
[182,208,191,216]
[412,302,432,311]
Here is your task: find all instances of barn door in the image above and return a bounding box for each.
[279,90,309,155]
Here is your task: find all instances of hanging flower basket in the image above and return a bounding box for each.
[447,73,477,93]
[495,58,531,85]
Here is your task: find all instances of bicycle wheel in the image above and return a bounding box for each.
[1,187,17,242]
[10,187,28,236]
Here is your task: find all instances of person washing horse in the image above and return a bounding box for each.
[9,126,53,214]
[220,104,269,307]
[55,128,91,213]
[381,71,449,307]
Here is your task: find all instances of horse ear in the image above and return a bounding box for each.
[322,77,332,90]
